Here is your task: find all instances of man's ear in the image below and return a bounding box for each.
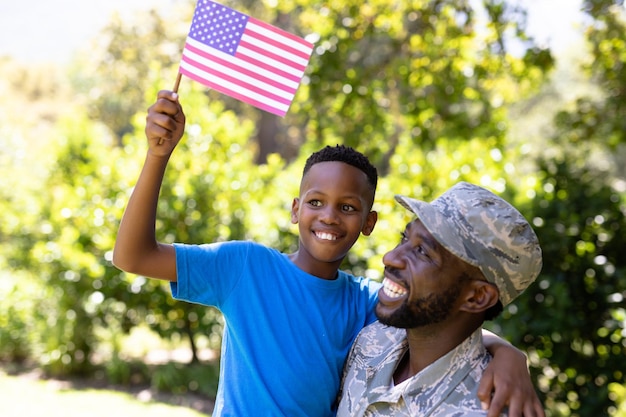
[361,210,378,236]
[290,198,300,224]
[460,280,499,313]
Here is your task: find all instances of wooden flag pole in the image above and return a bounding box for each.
[158,73,183,145]
[173,72,182,93]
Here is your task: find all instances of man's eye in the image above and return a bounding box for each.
[400,232,408,242]
[415,245,431,259]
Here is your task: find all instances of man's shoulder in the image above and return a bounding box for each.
[361,321,404,337]
[353,321,406,354]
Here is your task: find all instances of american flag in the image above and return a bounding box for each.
[178,0,314,117]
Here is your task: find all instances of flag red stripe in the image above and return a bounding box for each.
[234,49,303,83]
[181,53,293,105]
[245,21,313,62]
[238,38,308,74]
[180,66,286,116]
[248,17,314,51]
[184,41,298,93]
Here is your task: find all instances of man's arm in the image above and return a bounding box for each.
[112,90,185,282]
[480,329,544,417]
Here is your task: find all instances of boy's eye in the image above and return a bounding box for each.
[342,204,356,212]
[308,200,322,207]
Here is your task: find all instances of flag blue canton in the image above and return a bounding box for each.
[188,1,249,56]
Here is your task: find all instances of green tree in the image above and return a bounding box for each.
[489,2,626,415]
[296,0,552,171]
[505,159,626,417]
[0,59,75,365]
[24,112,128,374]
[71,8,188,146]
[550,0,626,151]
[78,1,552,166]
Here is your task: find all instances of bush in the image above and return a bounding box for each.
[0,271,46,363]
[151,361,220,399]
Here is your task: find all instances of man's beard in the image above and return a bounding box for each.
[376,283,463,329]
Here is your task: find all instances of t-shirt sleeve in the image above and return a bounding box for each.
[170,241,249,308]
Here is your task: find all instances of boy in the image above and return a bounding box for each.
[113,91,541,417]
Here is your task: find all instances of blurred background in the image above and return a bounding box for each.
[1,0,624,416]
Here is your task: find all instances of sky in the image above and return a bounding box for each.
[0,0,179,64]
[0,0,584,65]
[520,0,584,51]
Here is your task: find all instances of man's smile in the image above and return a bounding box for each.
[382,277,408,299]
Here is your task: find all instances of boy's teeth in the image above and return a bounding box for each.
[317,232,337,241]
[382,278,407,298]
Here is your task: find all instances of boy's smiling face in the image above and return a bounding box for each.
[290,161,377,279]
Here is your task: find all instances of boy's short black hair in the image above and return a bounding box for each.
[303,145,378,193]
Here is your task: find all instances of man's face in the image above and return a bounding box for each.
[290,161,377,276]
[375,219,469,328]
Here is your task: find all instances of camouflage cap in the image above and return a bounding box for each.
[395,182,542,306]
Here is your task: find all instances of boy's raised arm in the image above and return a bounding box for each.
[112,90,186,282]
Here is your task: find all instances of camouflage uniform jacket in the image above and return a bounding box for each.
[336,322,503,417]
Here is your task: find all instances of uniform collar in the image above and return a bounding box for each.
[362,326,486,409]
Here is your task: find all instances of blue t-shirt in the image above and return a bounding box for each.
[171,241,381,417]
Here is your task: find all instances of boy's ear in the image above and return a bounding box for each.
[290,198,300,224]
[361,211,378,236]
[459,280,499,314]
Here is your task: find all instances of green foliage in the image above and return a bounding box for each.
[105,357,150,386]
[3,1,626,415]
[498,158,626,416]
[553,0,626,151]
[151,361,219,399]
[533,5,626,414]
[70,7,192,144]
[295,0,553,169]
[0,272,41,362]
[610,383,626,417]
[23,112,129,375]
[488,3,626,415]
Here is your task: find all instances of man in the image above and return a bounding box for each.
[336,181,544,417]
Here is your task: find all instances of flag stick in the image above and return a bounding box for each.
[173,72,182,93]
[158,73,183,145]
